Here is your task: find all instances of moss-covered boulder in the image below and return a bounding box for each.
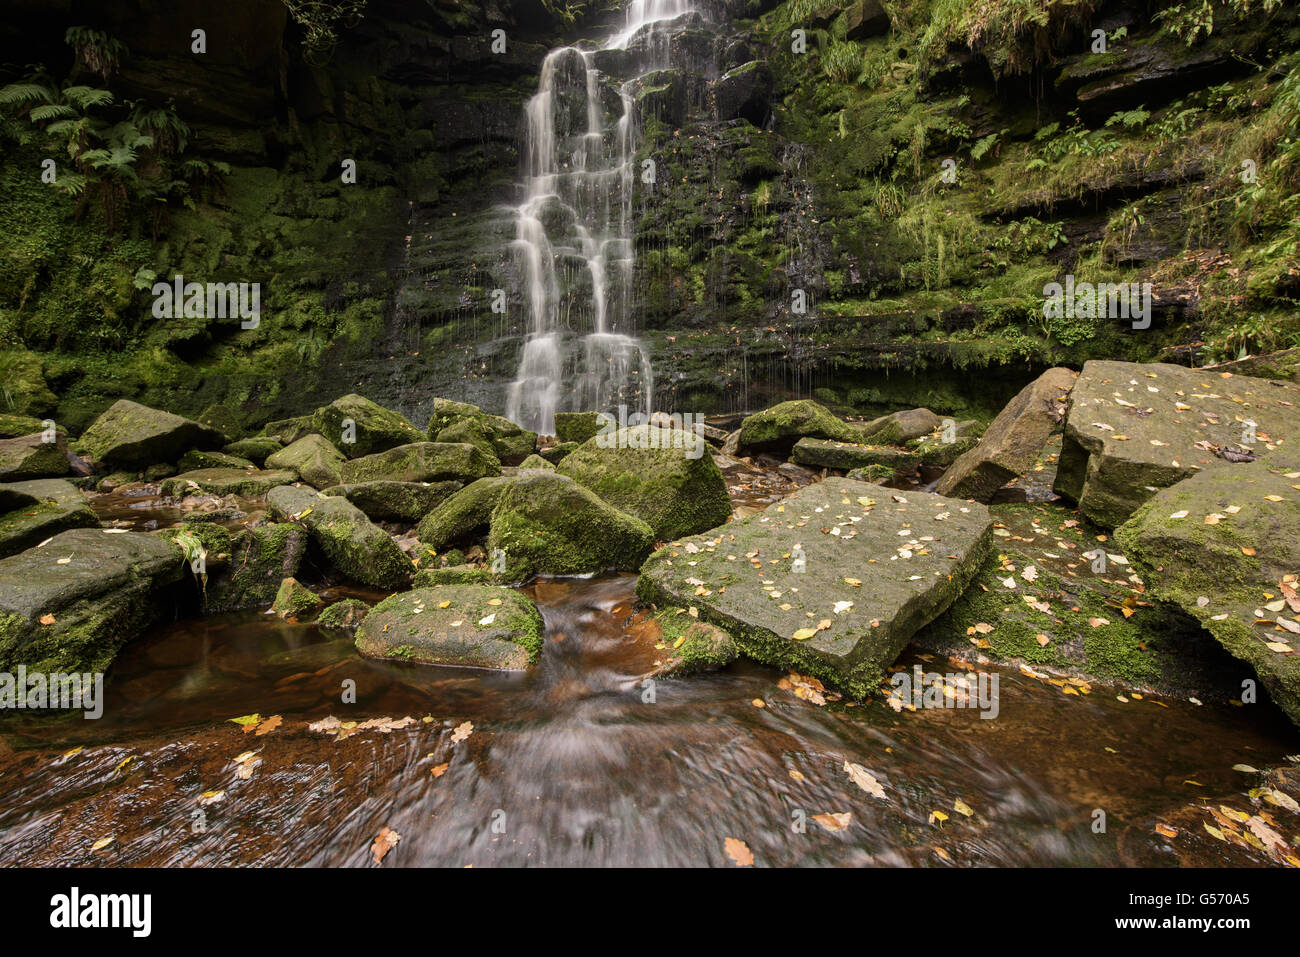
[0,528,184,674]
[339,441,500,485]
[737,400,860,456]
[178,449,256,471]
[936,367,1076,501]
[488,472,655,579]
[205,523,307,613]
[265,434,346,490]
[433,411,536,465]
[74,400,225,471]
[908,427,982,468]
[159,468,297,498]
[0,430,69,481]
[267,484,415,590]
[540,441,579,464]
[354,585,543,670]
[426,398,487,436]
[792,438,921,472]
[321,480,461,523]
[637,479,993,698]
[415,476,512,550]
[518,453,554,470]
[0,414,47,439]
[556,425,731,540]
[855,408,942,446]
[311,393,426,459]
[644,612,739,677]
[317,598,370,632]
[223,436,282,465]
[0,479,99,559]
[413,564,499,586]
[1116,448,1300,726]
[1054,361,1300,527]
[553,411,604,444]
[263,415,317,445]
[845,464,897,483]
[272,577,324,619]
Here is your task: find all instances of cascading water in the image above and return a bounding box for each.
[505,0,699,435]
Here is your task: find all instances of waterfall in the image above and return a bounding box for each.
[505,0,698,435]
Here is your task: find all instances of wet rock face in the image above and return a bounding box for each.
[1053,360,1300,528]
[0,528,184,675]
[714,60,773,125]
[936,367,1077,502]
[556,425,732,541]
[74,400,226,471]
[1117,447,1300,727]
[355,585,543,670]
[637,478,993,698]
[0,479,99,559]
[267,484,415,590]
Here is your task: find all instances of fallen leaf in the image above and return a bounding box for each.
[843,761,886,799]
[812,812,851,832]
[724,837,754,866]
[371,826,402,864]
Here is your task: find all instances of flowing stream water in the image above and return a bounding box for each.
[504,2,697,433]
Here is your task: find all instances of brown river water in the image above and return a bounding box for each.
[0,461,1297,867]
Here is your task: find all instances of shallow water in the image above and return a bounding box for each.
[0,474,1296,867]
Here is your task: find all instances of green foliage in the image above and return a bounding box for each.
[282,0,368,63]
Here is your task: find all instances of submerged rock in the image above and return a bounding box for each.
[0,430,69,481]
[936,367,1077,501]
[0,478,99,559]
[354,585,543,670]
[637,479,993,698]
[488,472,654,579]
[1116,448,1300,726]
[1053,360,1300,527]
[75,400,225,470]
[339,441,500,485]
[321,480,461,523]
[160,468,297,498]
[556,425,732,540]
[265,434,346,490]
[311,393,426,459]
[267,484,415,589]
[737,400,859,456]
[0,528,184,673]
[792,438,921,472]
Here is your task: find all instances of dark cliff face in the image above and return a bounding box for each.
[2,0,1298,432]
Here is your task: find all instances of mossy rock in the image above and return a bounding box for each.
[413,564,499,586]
[415,476,513,550]
[159,468,297,498]
[518,454,554,470]
[1116,448,1300,727]
[178,449,256,471]
[434,417,501,464]
[317,598,370,632]
[355,585,544,670]
[637,479,993,699]
[426,398,488,436]
[434,412,536,465]
[223,436,283,465]
[792,438,921,472]
[855,408,942,446]
[0,478,100,559]
[272,577,324,619]
[0,431,69,481]
[321,480,461,523]
[0,414,48,439]
[264,415,318,445]
[908,432,981,468]
[845,463,897,483]
[265,434,346,490]
[553,411,604,444]
[311,393,426,459]
[339,442,500,485]
[267,484,415,590]
[647,611,739,676]
[206,523,307,613]
[737,400,859,456]
[75,399,226,471]
[488,472,654,579]
[0,528,184,674]
[540,442,579,464]
[557,425,732,541]
[143,463,176,482]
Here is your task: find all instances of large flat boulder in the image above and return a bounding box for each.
[354,585,543,670]
[264,434,346,490]
[1053,360,1300,527]
[556,425,732,540]
[792,438,920,472]
[0,430,69,481]
[75,400,225,470]
[0,479,99,559]
[311,393,426,459]
[737,400,859,456]
[267,484,414,589]
[1116,448,1300,726]
[0,528,184,673]
[159,468,297,498]
[321,480,461,523]
[935,367,1077,501]
[487,472,654,579]
[339,442,500,485]
[637,479,993,698]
